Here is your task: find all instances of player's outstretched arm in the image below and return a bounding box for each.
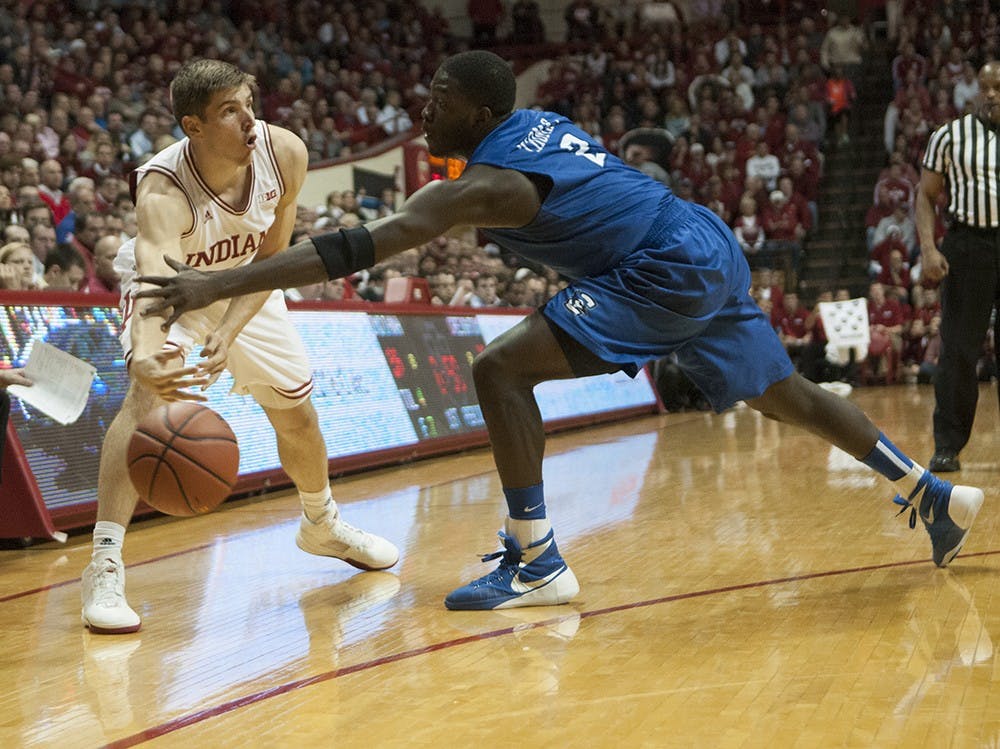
[135,243,331,327]
[136,165,540,326]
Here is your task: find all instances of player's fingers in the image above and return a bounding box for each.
[174,372,212,386]
[202,371,223,391]
[157,308,184,330]
[163,388,208,403]
[199,352,226,374]
[134,276,171,289]
[136,298,173,318]
[160,377,210,397]
[164,255,189,272]
[152,350,193,369]
[200,336,220,356]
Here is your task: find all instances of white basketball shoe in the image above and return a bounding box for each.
[296,503,399,570]
[81,558,142,634]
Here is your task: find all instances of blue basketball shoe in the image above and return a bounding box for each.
[445,522,579,611]
[894,471,984,567]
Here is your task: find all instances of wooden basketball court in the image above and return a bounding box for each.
[1,385,998,748]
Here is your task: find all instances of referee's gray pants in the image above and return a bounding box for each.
[933,222,1000,454]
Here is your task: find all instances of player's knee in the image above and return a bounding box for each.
[472,345,523,393]
[265,400,319,434]
[746,374,804,422]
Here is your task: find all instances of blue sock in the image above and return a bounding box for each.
[861,432,925,499]
[861,432,912,479]
[504,483,546,520]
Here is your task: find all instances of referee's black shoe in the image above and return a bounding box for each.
[929,450,961,473]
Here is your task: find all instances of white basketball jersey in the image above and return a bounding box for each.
[114,121,315,408]
[121,119,284,276]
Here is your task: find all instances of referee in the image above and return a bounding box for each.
[915,61,1000,473]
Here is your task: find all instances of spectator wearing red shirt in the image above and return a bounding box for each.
[779,120,822,174]
[892,68,932,115]
[873,199,918,259]
[877,149,920,186]
[762,189,805,242]
[869,224,909,278]
[777,175,812,235]
[929,86,958,128]
[262,77,299,123]
[876,248,913,299]
[891,41,927,91]
[718,162,745,219]
[866,184,899,251]
[734,121,762,166]
[873,159,915,211]
[773,291,823,379]
[785,150,819,204]
[758,94,787,152]
[679,142,714,193]
[865,282,908,385]
[754,267,784,321]
[901,317,931,384]
[36,158,70,225]
[909,284,941,326]
[733,194,765,259]
[761,189,804,276]
[81,233,121,296]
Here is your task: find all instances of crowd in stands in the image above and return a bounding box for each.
[527,6,842,295]
[2,0,993,401]
[735,1,995,397]
[850,1,998,389]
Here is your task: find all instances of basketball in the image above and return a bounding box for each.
[127,403,240,517]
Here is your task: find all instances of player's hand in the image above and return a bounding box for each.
[920,245,949,283]
[197,331,230,390]
[0,368,32,389]
[132,349,211,402]
[135,256,223,329]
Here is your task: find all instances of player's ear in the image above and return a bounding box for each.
[473,105,494,126]
[180,114,202,138]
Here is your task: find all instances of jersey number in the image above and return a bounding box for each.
[559,134,607,167]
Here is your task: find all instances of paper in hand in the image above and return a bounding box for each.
[7,340,97,425]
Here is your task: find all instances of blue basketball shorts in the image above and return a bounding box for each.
[542,203,794,412]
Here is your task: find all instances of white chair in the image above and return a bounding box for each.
[817,298,869,396]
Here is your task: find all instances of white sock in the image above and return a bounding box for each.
[300,487,334,523]
[505,517,553,563]
[92,521,126,561]
[896,463,927,501]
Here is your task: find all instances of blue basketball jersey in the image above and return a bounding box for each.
[467,110,679,279]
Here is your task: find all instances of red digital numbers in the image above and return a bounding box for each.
[428,354,467,396]
[384,347,405,379]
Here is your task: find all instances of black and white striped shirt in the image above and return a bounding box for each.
[923,114,1000,228]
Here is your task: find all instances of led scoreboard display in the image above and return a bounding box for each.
[0,296,658,536]
[373,314,485,437]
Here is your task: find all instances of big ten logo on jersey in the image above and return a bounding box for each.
[258,188,278,203]
[564,290,597,316]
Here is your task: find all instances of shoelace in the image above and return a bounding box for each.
[328,514,374,550]
[893,472,934,529]
[91,562,126,607]
[476,531,523,583]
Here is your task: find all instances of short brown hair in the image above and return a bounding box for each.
[169,59,257,124]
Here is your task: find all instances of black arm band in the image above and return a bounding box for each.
[310,226,376,280]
